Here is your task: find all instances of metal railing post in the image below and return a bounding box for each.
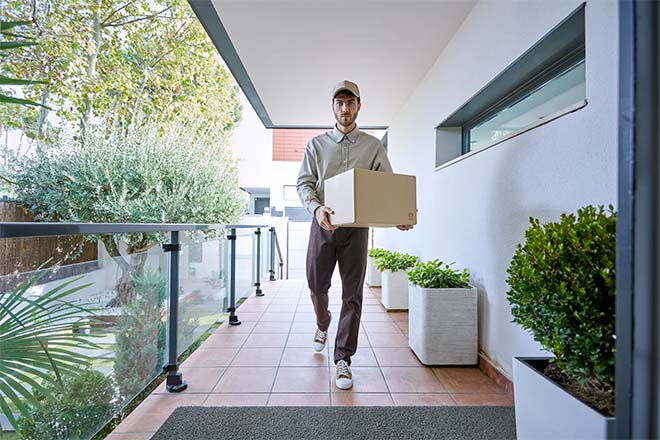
[163,230,187,392]
[255,228,264,296]
[227,228,241,325]
[269,227,276,281]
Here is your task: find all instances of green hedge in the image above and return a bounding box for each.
[407,260,470,289]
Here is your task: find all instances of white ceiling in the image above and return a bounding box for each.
[208,0,476,128]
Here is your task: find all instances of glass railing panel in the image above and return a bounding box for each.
[0,245,167,439]
[234,230,255,304]
[176,238,227,355]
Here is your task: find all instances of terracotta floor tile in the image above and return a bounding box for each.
[243,333,289,348]
[452,393,514,406]
[293,312,318,322]
[252,321,292,333]
[285,333,316,348]
[391,393,457,406]
[329,367,388,393]
[232,312,263,322]
[213,367,278,393]
[230,348,283,366]
[331,393,394,406]
[271,367,331,393]
[381,367,447,393]
[362,321,403,333]
[281,347,329,367]
[153,367,225,393]
[367,332,410,348]
[432,367,506,394]
[268,393,331,406]
[203,393,269,406]
[260,312,295,322]
[327,346,378,367]
[362,305,386,313]
[113,411,169,434]
[361,313,395,322]
[181,348,238,368]
[266,304,298,313]
[215,321,257,333]
[290,321,318,333]
[373,347,424,367]
[203,332,249,348]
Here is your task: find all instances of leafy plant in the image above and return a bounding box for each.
[15,114,246,305]
[0,20,50,108]
[506,205,616,410]
[0,271,100,429]
[15,368,118,440]
[368,247,388,259]
[374,251,419,272]
[113,271,167,400]
[407,260,470,289]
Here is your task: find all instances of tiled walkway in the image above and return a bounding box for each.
[108,279,513,439]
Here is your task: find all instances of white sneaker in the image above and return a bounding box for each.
[335,360,353,390]
[313,310,331,352]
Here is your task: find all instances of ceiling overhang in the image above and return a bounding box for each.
[189,0,476,129]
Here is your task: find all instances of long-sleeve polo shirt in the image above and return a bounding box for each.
[296,125,393,215]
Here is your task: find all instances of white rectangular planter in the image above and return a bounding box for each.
[513,357,615,440]
[365,256,381,287]
[381,269,408,310]
[408,285,477,365]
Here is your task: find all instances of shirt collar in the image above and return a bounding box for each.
[330,124,360,144]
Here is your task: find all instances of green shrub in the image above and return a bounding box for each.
[374,251,419,272]
[506,205,616,388]
[368,247,388,259]
[113,271,167,400]
[16,368,117,440]
[407,260,470,289]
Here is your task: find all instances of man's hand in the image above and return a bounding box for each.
[396,225,414,231]
[315,206,338,231]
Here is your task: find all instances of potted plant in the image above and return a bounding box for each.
[366,247,387,287]
[407,259,477,365]
[374,251,419,310]
[506,205,616,439]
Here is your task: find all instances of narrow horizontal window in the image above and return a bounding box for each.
[436,3,586,169]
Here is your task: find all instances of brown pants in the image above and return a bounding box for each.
[306,218,369,365]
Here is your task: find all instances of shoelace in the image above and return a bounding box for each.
[316,329,327,342]
[337,360,351,377]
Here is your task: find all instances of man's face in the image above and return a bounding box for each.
[332,92,361,127]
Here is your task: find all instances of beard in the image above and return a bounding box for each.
[336,111,357,127]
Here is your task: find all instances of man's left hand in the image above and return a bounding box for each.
[396,225,414,231]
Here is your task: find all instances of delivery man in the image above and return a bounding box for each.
[296,80,413,389]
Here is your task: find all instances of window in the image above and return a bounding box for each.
[436,4,586,168]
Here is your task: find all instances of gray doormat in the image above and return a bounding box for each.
[152,406,516,440]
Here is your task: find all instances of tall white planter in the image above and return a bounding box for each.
[365,256,381,287]
[381,269,408,310]
[513,357,615,439]
[408,284,477,365]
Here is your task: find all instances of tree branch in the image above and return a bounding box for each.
[101,0,138,26]
[102,6,172,28]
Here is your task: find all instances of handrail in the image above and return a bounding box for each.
[0,222,269,239]
[0,221,276,399]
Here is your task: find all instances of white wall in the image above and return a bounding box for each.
[379,0,618,377]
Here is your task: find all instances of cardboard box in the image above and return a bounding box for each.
[324,168,417,228]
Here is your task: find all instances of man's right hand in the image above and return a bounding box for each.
[314,206,338,231]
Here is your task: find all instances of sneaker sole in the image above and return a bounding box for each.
[335,378,353,390]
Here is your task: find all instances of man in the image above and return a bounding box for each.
[296,80,413,390]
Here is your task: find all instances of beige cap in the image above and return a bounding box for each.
[332,80,360,99]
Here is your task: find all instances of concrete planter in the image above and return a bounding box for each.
[513,357,615,440]
[381,269,409,310]
[408,284,477,365]
[365,256,381,287]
